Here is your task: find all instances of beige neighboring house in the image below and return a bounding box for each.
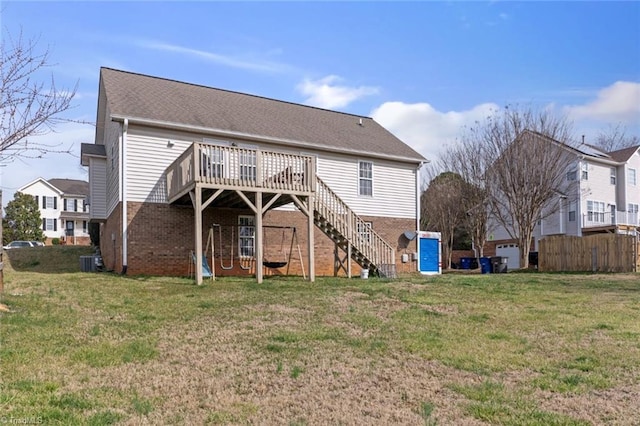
[81,68,427,283]
[17,178,90,245]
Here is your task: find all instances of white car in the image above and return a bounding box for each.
[3,241,36,249]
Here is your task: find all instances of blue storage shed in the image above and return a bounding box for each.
[417,231,441,275]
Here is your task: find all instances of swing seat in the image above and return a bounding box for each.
[264,261,287,269]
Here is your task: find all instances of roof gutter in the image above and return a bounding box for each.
[110,114,427,165]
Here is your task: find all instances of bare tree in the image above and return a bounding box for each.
[421,168,466,269]
[477,106,576,268]
[593,123,639,152]
[1,30,76,162]
[441,133,494,258]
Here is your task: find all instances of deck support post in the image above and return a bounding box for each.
[193,186,203,285]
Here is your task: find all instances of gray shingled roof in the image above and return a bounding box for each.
[99,68,426,163]
[608,145,640,163]
[48,179,89,196]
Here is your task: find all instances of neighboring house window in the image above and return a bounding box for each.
[566,170,577,181]
[357,221,372,242]
[568,202,576,222]
[44,196,57,210]
[239,150,257,181]
[358,161,373,196]
[238,215,255,258]
[629,168,637,186]
[629,204,639,225]
[42,218,57,231]
[581,163,589,180]
[587,200,605,223]
[610,168,616,185]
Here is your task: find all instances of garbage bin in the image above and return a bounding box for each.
[459,257,473,270]
[479,257,492,274]
[491,256,508,273]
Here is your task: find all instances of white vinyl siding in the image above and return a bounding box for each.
[317,153,417,219]
[89,157,108,220]
[120,126,419,220]
[105,116,122,216]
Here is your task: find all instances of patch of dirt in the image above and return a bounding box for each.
[0,303,11,312]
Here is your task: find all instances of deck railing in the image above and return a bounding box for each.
[314,176,395,269]
[166,143,316,202]
[582,211,640,229]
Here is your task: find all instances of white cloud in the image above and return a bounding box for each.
[297,75,379,109]
[136,40,292,74]
[370,101,499,163]
[565,81,640,124]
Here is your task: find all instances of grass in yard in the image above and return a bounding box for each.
[1,250,639,424]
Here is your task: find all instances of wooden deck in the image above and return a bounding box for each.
[166,143,316,204]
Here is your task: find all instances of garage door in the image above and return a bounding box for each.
[496,244,520,270]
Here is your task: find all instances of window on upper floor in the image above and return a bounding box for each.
[358,161,373,196]
[568,202,576,222]
[586,200,605,223]
[629,168,637,186]
[610,168,617,185]
[43,196,57,210]
[566,170,577,181]
[581,163,589,180]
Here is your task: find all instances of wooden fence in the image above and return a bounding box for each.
[539,234,640,273]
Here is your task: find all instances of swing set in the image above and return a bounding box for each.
[189,224,305,279]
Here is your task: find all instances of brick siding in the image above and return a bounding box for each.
[99,202,418,277]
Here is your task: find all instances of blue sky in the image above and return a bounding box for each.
[1,1,639,206]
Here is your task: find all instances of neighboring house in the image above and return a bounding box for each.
[17,178,90,245]
[81,68,427,283]
[488,135,640,269]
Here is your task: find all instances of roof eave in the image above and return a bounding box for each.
[110,114,427,165]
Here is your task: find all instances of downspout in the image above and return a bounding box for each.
[121,118,128,274]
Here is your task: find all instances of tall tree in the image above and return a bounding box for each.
[478,106,576,268]
[422,170,466,269]
[593,123,639,152]
[441,134,493,258]
[3,192,44,244]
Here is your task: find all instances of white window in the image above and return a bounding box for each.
[629,168,637,186]
[629,204,639,225]
[201,146,227,179]
[239,150,257,181]
[238,215,255,258]
[357,221,372,243]
[581,163,589,180]
[610,167,616,185]
[46,196,55,209]
[43,218,57,231]
[358,161,373,196]
[587,200,605,223]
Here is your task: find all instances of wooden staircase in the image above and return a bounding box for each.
[314,176,397,278]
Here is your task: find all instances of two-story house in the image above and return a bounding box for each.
[488,136,640,269]
[17,178,91,245]
[81,68,427,283]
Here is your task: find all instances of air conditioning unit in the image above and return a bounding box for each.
[80,255,97,272]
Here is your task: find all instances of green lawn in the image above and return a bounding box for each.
[1,247,639,425]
